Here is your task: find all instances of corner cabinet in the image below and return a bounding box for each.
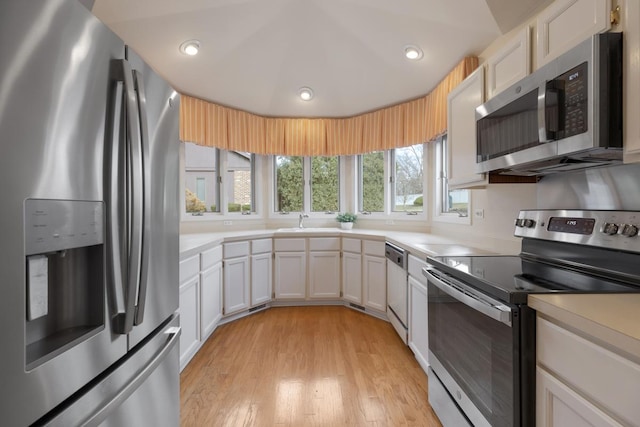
[342,238,363,305]
[447,65,487,189]
[362,240,386,313]
[486,26,530,99]
[250,239,272,306]
[223,241,250,315]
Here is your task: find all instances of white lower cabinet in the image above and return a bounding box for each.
[274,251,306,299]
[536,316,640,426]
[309,251,341,298]
[342,251,362,304]
[251,252,272,306]
[179,273,200,371]
[308,237,341,299]
[408,275,429,374]
[363,254,386,312]
[223,256,250,315]
[537,367,621,427]
[200,261,222,341]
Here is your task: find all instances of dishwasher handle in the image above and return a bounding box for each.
[423,268,512,327]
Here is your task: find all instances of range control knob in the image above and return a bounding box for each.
[601,222,619,235]
[620,224,639,237]
[515,218,535,228]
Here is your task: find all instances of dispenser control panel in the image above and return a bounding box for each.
[24,199,104,255]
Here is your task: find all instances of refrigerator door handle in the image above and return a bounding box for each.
[111,59,143,335]
[132,69,151,326]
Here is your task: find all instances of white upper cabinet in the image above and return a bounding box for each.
[536,0,611,67]
[486,26,531,99]
[623,1,640,160]
[447,66,487,189]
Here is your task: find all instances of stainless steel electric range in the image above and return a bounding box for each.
[423,209,640,427]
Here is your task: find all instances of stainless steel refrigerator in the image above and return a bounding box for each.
[0,1,181,425]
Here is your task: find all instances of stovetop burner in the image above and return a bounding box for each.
[426,209,640,304]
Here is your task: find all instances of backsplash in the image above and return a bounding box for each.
[537,163,640,210]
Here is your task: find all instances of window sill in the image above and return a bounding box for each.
[432,212,471,225]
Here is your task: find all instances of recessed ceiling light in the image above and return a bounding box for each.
[299,87,314,101]
[404,45,423,60]
[179,40,200,56]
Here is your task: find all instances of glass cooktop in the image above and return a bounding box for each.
[426,255,640,305]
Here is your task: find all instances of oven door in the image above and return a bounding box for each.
[424,268,519,427]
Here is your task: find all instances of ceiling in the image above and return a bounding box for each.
[92,0,548,118]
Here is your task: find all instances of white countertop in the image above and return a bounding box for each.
[180,228,495,260]
[529,294,640,361]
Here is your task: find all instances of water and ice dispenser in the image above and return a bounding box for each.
[24,199,105,369]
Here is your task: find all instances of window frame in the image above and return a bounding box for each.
[181,142,261,221]
[356,144,427,220]
[432,134,471,224]
[270,155,345,218]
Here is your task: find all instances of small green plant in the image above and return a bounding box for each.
[336,212,357,223]
[413,196,423,206]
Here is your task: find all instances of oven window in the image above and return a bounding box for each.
[428,283,515,427]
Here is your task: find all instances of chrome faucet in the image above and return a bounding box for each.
[298,212,309,228]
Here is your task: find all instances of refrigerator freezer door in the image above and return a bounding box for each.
[44,315,181,427]
[125,47,180,349]
[0,1,128,425]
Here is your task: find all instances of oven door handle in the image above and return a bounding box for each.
[424,268,512,327]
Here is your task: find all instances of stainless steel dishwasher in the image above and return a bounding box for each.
[386,242,408,344]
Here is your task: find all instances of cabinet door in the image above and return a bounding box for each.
[486,26,530,99]
[536,0,611,67]
[408,276,429,374]
[274,251,306,299]
[342,252,362,304]
[251,253,272,306]
[309,251,341,299]
[537,367,622,427]
[200,262,222,340]
[447,66,487,189]
[179,275,200,371]
[624,0,640,159]
[363,255,386,312]
[223,256,250,315]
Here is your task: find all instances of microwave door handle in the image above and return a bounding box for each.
[132,69,151,327]
[424,269,512,326]
[538,82,563,142]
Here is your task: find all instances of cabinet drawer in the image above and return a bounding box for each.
[537,317,640,425]
[363,240,385,256]
[252,238,272,254]
[224,241,250,258]
[201,246,222,270]
[342,238,361,253]
[179,255,199,284]
[309,237,340,251]
[274,238,306,252]
[408,255,428,283]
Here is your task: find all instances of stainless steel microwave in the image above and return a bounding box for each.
[475,32,622,176]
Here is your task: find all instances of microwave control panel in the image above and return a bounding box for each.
[546,61,588,139]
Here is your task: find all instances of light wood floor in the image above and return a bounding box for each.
[180,306,443,427]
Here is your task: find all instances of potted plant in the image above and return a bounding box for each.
[336,212,357,230]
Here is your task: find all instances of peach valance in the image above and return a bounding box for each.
[180,56,478,155]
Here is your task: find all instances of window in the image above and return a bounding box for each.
[358,144,425,215]
[358,151,385,213]
[436,135,469,218]
[392,144,423,212]
[311,156,339,212]
[183,142,255,215]
[274,156,304,213]
[226,151,254,213]
[274,156,341,214]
